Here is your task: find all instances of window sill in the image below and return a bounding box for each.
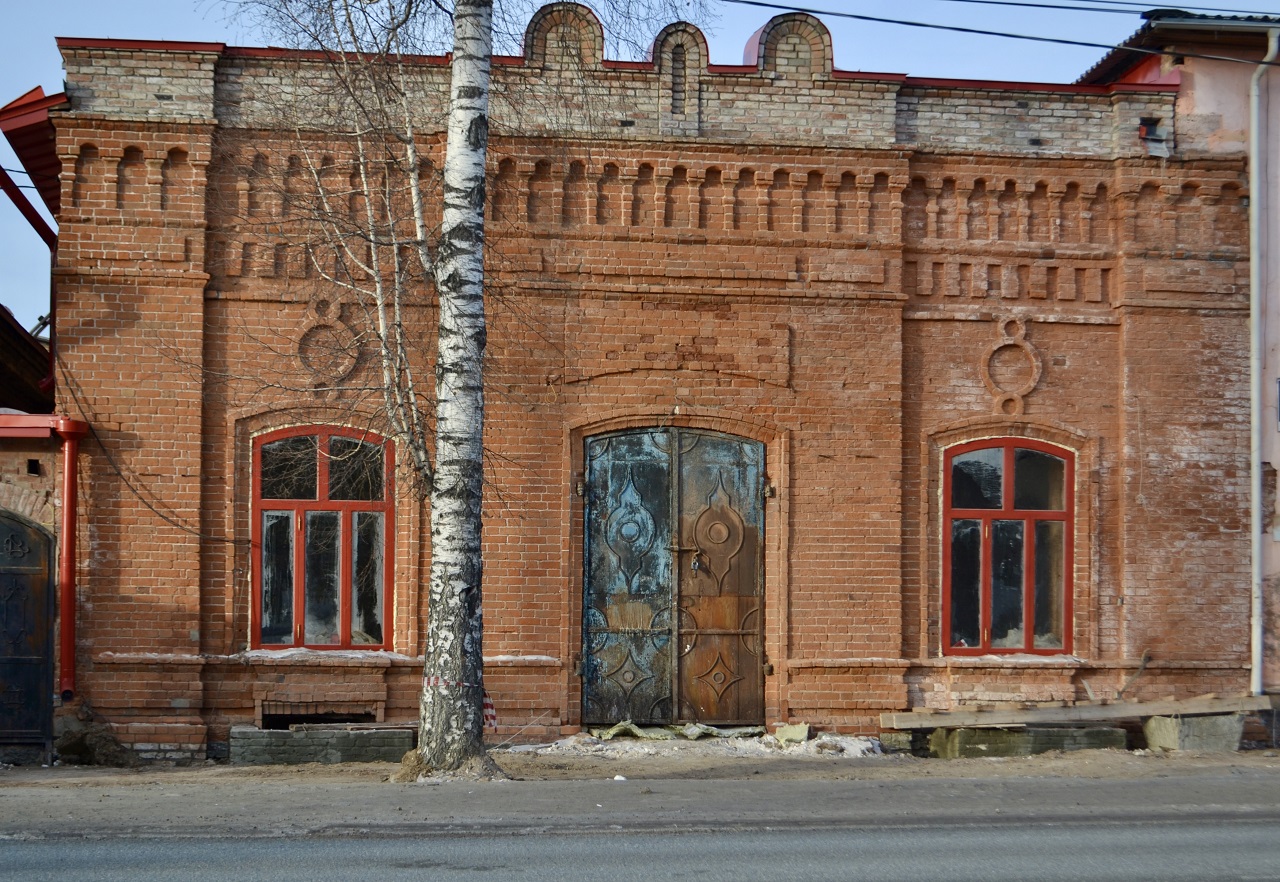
[931,654,1085,666]
[234,648,411,666]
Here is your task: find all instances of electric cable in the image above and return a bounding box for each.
[722,0,1280,67]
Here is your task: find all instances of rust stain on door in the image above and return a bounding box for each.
[583,429,764,726]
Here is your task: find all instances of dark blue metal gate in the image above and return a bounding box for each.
[0,511,54,757]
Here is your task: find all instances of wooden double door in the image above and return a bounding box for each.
[582,428,765,726]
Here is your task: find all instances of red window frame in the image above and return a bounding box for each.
[250,426,395,650]
[942,438,1074,656]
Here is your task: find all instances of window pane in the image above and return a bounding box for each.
[949,519,981,648]
[261,435,318,500]
[991,520,1025,648]
[951,448,1003,509]
[351,512,384,644]
[329,436,384,501]
[1034,520,1065,649]
[1013,448,1065,510]
[261,511,293,644]
[304,511,341,644]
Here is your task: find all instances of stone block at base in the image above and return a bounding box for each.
[929,726,1126,759]
[1143,714,1243,753]
[230,726,415,765]
[878,731,913,752]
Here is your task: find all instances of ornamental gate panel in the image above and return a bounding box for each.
[0,511,54,753]
[582,429,764,726]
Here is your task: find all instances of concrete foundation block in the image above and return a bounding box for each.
[230,725,414,765]
[774,723,811,745]
[1143,714,1243,753]
[929,726,1126,759]
[878,731,913,752]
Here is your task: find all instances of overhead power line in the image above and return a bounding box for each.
[897,0,1280,14]
[1054,0,1278,11]
[847,0,1144,16]
[2,166,59,182]
[721,0,1280,68]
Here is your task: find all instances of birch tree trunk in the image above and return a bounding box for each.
[232,0,710,779]
[411,0,494,774]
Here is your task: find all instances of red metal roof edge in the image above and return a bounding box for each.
[1,86,68,218]
[0,414,89,437]
[56,36,226,53]
[0,86,68,126]
[831,71,908,82]
[901,76,1175,94]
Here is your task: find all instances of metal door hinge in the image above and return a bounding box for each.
[575,481,585,497]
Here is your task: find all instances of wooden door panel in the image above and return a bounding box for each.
[678,595,762,723]
[676,432,763,724]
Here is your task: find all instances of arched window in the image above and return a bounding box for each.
[943,439,1073,655]
[252,427,394,649]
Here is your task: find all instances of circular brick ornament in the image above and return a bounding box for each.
[981,317,1042,416]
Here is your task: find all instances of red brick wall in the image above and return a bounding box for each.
[38,23,1256,753]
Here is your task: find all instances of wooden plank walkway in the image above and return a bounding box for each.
[880,693,1277,730]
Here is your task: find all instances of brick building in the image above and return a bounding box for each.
[1,4,1275,761]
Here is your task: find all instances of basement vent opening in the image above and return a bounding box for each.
[261,711,376,730]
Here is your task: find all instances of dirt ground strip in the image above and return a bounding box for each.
[4,735,1280,787]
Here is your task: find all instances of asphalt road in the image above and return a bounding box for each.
[4,752,1280,880]
[4,818,1280,882]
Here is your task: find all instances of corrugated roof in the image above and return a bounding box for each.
[0,304,52,414]
[1078,10,1280,85]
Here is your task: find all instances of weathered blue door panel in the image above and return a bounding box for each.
[583,430,674,725]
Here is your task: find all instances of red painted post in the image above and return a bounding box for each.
[55,419,87,699]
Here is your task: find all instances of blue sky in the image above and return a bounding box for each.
[1,0,1272,332]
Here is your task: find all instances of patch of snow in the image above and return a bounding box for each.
[494,731,880,760]
[96,652,204,662]
[233,648,419,662]
[483,655,560,664]
[969,654,1084,664]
